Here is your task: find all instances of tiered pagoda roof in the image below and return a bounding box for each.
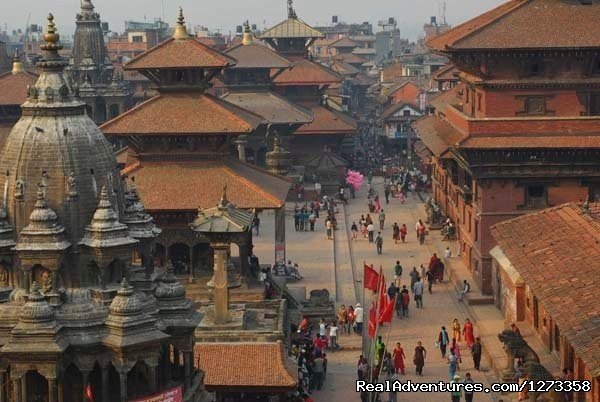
[225,41,292,70]
[221,91,312,125]
[122,158,292,211]
[260,15,323,40]
[428,0,600,52]
[272,58,342,86]
[295,103,357,136]
[101,93,264,136]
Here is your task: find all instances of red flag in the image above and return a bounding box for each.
[380,294,396,324]
[85,384,94,402]
[364,264,379,291]
[368,302,376,338]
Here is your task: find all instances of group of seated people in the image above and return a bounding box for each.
[272,260,303,280]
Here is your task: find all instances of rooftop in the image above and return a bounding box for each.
[121,158,292,211]
[491,202,600,377]
[195,341,297,391]
[295,104,357,135]
[225,42,292,70]
[260,16,324,40]
[221,91,313,125]
[428,0,600,52]
[100,93,264,136]
[0,68,38,106]
[273,58,342,86]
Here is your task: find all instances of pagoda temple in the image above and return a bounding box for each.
[0,14,203,402]
[101,9,292,282]
[221,21,313,166]
[67,0,132,124]
[260,0,357,164]
[414,0,600,295]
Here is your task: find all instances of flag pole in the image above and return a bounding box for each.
[383,294,397,362]
[368,266,385,402]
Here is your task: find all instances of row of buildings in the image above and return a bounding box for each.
[410,0,600,400]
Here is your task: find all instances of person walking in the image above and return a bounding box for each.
[451,338,462,369]
[413,341,426,376]
[413,278,424,308]
[384,186,390,205]
[448,349,458,380]
[367,222,375,243]
[416,219,426,245]
[354,303,363,334]
[388,372,398,402]
[400,224,407,243]
[312,354,325,390]
[400,286,410,318]
[463,372,475,402]
[294,209,300,231]
[375,232,383,255]
[351,221,358,240]
[329,321,339,349]
[452,318,462,343]
[326,219,333,240]
[347,306,355,334]
[463,318,475,349]
[379,210,386,230]
[392,223,400,244]
[438,326,450,358]
[252,215,260,236]
[444,246,452,260]
[309,211,316,231]
[450,374,462,402]
[393,342,406,375]
[409,267,420,291]
[471,337,482,371]
[394,261,402,287]
[425,269,435,294]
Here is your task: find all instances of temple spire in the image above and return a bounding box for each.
[287,0,297,18]
[173,6,189,40]
[242,21,253,46]
[11,51,24,75]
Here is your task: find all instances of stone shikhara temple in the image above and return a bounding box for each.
[0,14,203,402]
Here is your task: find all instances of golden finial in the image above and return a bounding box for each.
[242,21,253,46]
[173,6,188,39]
[11,51,24,74]
[218,184,229,209]
[43,13,59,44]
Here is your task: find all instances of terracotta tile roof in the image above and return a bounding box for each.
[0,70,38,105]
[428,0,600,51]
[491,202,600,377]
[295,103,357,135]
[115,147,129,164]
[124,37,236,70]
[195,342,297,390]
[352,73,374,87]
[100,93,264,136]
[330,37,359,49]
[333,52,367,66]
[429,84,462,111]
[432,64,460,82]
[461,133,600,149]
[328,59,360,76]
[225,43,292,69]
[273,58,342,86]
[413,114,468,156]
[221,91,313,125]
[260,17,324,40]
[122,158,292,211]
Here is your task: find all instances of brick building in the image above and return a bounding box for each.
[490,202,600,401]
[414,0,600,294]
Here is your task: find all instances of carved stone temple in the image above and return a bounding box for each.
[0,15,204,402]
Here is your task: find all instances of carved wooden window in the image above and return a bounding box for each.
[524,97,546,115]
[590,93,600,116]
[477,93,482,111]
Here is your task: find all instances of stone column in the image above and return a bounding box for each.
[188,247,194,283]
[0,370,5,402]
[101,366,110,402]
[163,346,172,382]
[119,372,127,402]
[11,378,21,402]
[20,377,26,402]
[48,378,58,402]
[235,137,247,161]
[148,365,157,393]
[274,207,286,264]
[211,242,231,324]
[173,347,180,378]
[183,351,192,391]
[81,370,91,402]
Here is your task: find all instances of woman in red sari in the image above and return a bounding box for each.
[463,318,475,348]
[392,342,406,375]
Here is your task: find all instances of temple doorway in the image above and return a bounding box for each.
[169,243,190,275]
[127,361,151,399]
[107,363,121,401]
[154,244,166,267]
[25,370,48,402]
[107,259,125,284]
[63,364,83,402]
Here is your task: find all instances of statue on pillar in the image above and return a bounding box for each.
[66,171,78,199]
[41,269,54,294]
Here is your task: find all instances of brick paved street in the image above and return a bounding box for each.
[253,178,506,401]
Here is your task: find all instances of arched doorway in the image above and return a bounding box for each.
[154,244,166,268]
[192,243,212,277]
[127,361,151,399]
[63,364,83,402]
[107,259,125,284]
[25,370,48,402]
[168,243,190,275]
[88,363,103,402]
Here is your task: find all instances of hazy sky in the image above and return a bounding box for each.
[1,0,505,41]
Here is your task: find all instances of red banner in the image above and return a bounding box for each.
[368,302,376,338]
[364,264,379,291]
[128,386,183,402]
